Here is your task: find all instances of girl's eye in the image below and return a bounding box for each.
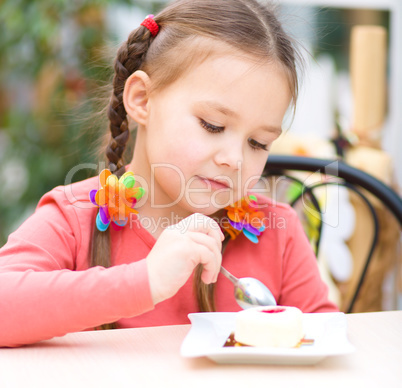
[200,119,268,151]
[199,119,224,133]
[248,138,268,151]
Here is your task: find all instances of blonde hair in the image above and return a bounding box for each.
[92,0,300,329]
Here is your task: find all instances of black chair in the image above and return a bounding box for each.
[263,155,402,313]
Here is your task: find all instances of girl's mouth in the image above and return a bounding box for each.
[197,176,232,190]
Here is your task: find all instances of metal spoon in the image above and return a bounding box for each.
[220,266,277,309]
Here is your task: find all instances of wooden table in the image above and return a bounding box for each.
[0,311,401,387]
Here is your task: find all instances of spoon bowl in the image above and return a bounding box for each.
[220,267,277,309]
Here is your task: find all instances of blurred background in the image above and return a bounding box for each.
[0,0,401,311]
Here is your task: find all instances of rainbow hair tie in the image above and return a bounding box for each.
[89,169,145,232]
[222,195,266,243]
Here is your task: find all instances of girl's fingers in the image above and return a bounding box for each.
[186,232,222,282]
[194,245,219,284]
[148,213,225,304]
[186,231,221,258]
[169,213,224,245]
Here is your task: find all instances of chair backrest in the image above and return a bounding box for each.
[263,155,402,313]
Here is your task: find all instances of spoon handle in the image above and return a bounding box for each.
[220,266,239,285]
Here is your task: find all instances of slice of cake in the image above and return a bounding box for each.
[234,306,304,348]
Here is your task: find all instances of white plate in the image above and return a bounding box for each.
[181,312,355,365]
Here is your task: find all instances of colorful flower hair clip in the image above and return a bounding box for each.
[89,169,145,232]
[222,195,266,243]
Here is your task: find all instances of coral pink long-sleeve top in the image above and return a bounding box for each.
[0,176,338,347]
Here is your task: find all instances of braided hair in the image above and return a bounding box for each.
[106,30,154,177]
[90,24,156,330]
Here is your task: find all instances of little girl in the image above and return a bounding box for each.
[0,0,337,347]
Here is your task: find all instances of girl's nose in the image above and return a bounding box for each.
[213,140,243,170]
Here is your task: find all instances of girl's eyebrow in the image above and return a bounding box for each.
[199,100,282,136]
[262,125,283,136]
[200,100,237,118]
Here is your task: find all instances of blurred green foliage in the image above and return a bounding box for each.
[0,0,148,245]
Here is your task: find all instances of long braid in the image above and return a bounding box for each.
[106,27,154,177]
[90,25,155,330]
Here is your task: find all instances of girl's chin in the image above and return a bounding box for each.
[182,192,239,214]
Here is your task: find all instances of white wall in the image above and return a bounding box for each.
[278,0,402,190]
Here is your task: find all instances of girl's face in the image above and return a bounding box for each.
[135,52,291,216]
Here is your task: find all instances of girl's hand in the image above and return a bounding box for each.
[146,213,224,305]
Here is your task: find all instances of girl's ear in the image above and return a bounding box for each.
[123,70,151,126]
